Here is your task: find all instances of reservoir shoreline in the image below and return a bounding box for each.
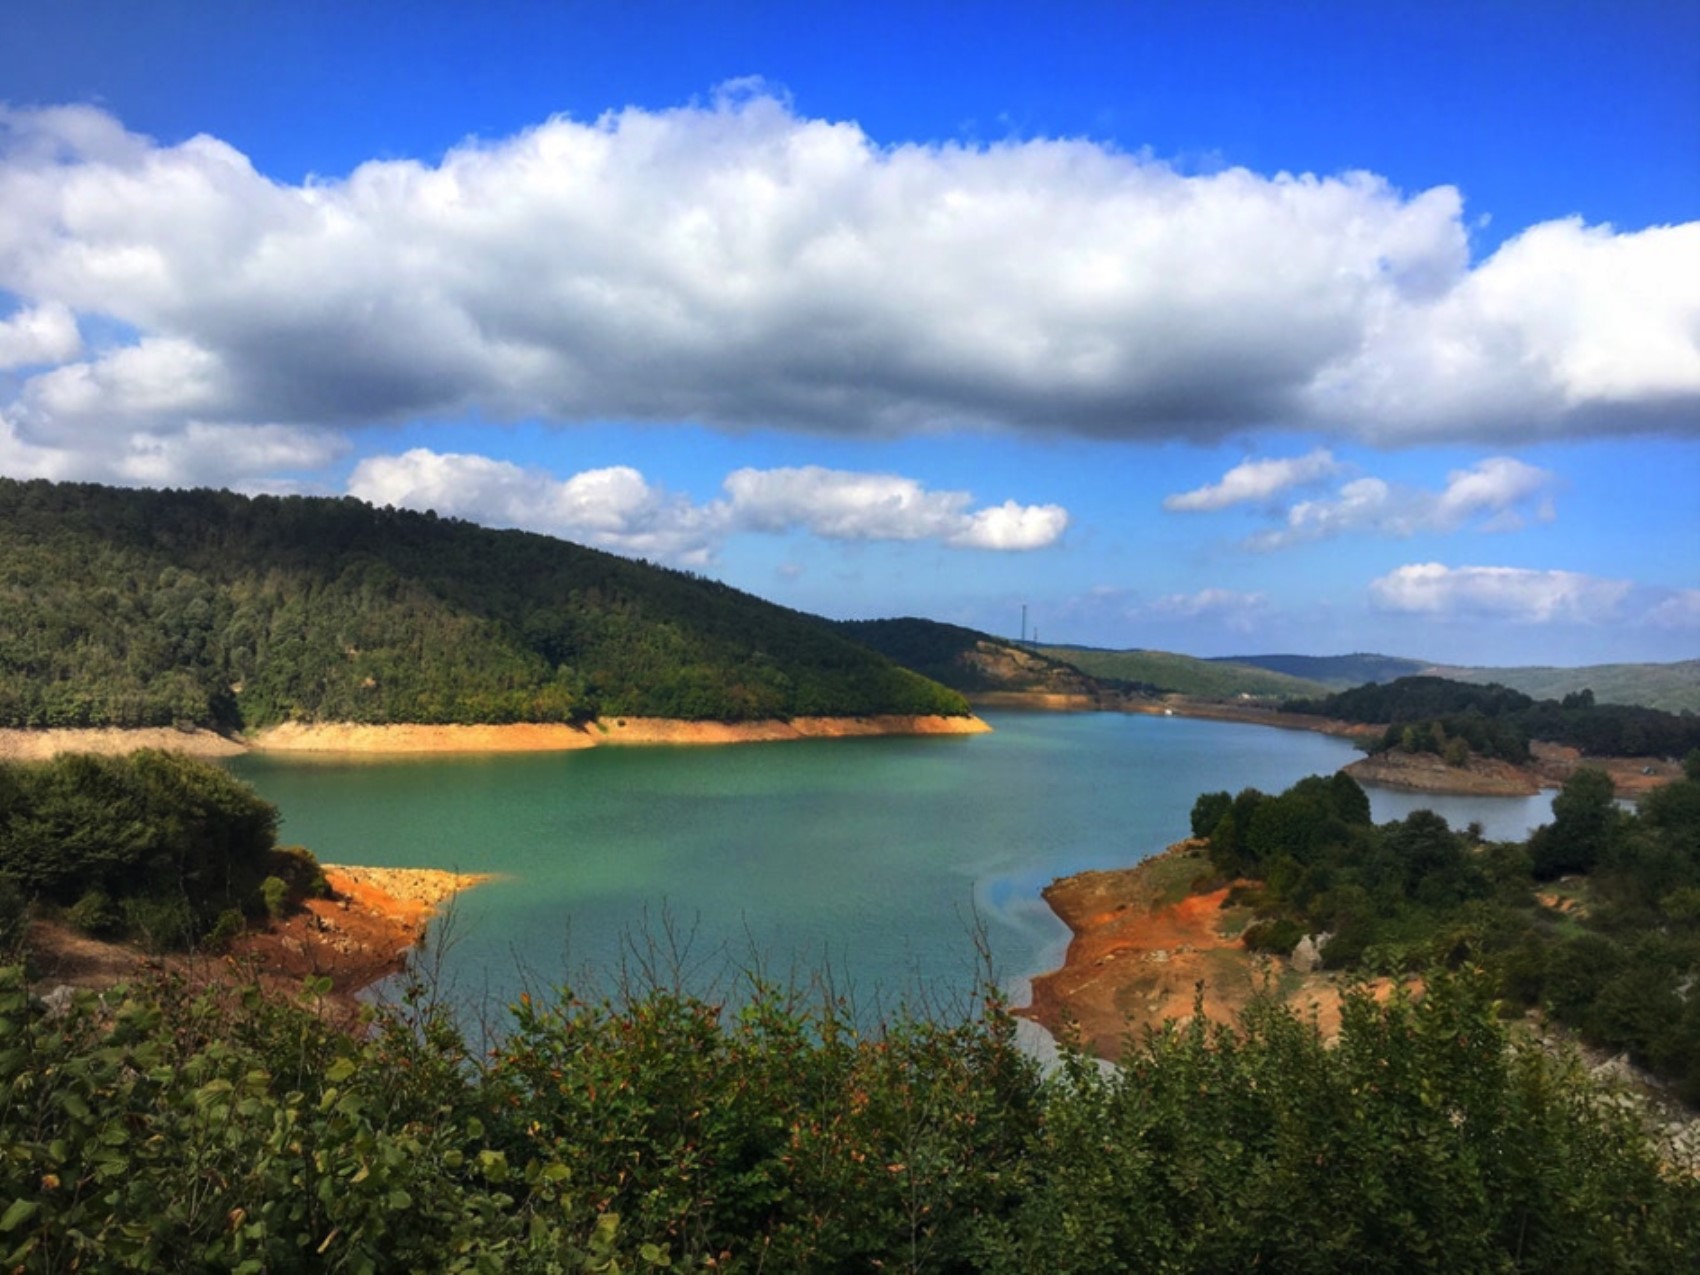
[0,713,990,761]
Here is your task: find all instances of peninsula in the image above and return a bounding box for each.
[1023,758,1700,1111]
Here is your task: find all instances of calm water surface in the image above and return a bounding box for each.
[230,711,1554,1014]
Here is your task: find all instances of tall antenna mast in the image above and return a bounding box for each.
[1021,603,1027,644]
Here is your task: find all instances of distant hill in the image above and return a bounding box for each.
[1211,652,1427,689]
[1210,652,1700,714]
[1283,675,1700,759]
[1041,646,1330,700]
[0,479,969,731]
[835,619,1127,700]
[1434,660,1700,715]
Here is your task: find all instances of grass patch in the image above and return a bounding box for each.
[1141,848,1210,909]
[1216,906,1255,940]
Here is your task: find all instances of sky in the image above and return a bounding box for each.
[0,1,1696,667]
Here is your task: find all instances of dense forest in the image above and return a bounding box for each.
[1191,753,1700,1099]
[1284,675,1700,761]
[0,479,969,731]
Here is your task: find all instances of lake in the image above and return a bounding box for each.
[230,710,1556,1018]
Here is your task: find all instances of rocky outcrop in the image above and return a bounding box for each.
[1343,750,1542,795]
[1290,933,1333,973]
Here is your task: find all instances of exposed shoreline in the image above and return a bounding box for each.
[0,714,990,760]
[0,726,248,762]
[1017,840,1385,1061]
[23,864,490,1013]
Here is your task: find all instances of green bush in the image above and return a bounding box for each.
[1242,916,1306,955]
[64,889,121,939]
[259,875,289,921]
[0,751,280,947]
[202,908,247,953]
[0,875,26,958]
[0,964,1689,1272]
[268,844,330,899]
[118,895,192,953]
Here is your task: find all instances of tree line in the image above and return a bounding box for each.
[1284,675,1700,761]
[1191,751,1700,1100]
[0,478,970,732]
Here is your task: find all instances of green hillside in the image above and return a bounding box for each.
[1283,675,1700,759]
[1216,651,1700,712]
[1212,652,1427,689]
[835,618,1130,698]
[1436,660,1700,715]
[1040,646,1330,700]
[0,479,968,731]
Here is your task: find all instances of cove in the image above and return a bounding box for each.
[229,710,1556,1016]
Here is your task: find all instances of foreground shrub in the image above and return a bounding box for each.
[0,965,1692,1272]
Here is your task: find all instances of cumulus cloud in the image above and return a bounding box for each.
[1368,563,1631,623]
[1149,588,1269,631]
[0,301,79,368]
[0,91,1694,486]
[0,405,342,487]
[723,466,1067,549]
[1306,217,1700,441]
[347,450,1066,562]
[1645,589,1700,630]
[1245,456,1557,550]
[1163,449,1341,511]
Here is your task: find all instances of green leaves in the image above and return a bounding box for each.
[1,958,1695,1271]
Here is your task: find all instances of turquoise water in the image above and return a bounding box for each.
[229,710,1554,1014]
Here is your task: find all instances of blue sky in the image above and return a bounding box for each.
[1,1,1695,665]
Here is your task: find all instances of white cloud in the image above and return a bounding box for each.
[1149,587,1269,631]
[0,301,79,368]
[347,451,1066,562]
[1368,563,1631,623]
[0,405,341,487]
[0,92,1694,489]
[1163,449,1341,511]
[722,465,1066,549]
[1430,456,1554,528]
[1247,456,1556,550]
[349,451,723,563]
[1307,218,1700,441]
[114,422,347,486]
[1645,589,1700,630]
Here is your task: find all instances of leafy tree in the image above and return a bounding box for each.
[0,751,290,946]
[1531,767,1619,879]
[1189,790,1232,840]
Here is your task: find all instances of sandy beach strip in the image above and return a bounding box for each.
[251,714,991,754]
[0,714,989,760]
[0,726,247,762]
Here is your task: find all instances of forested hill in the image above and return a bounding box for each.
[833,618,1131,699]
[0,479,969,731]
[1283,675,1700,760]
[1041,645,1328,699]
